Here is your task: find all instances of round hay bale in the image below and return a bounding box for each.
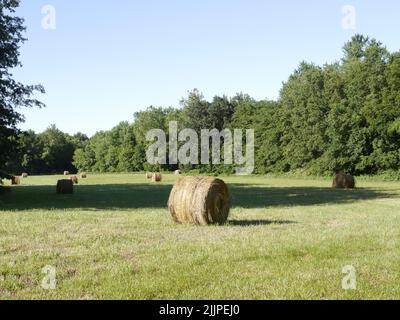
[21,173,28,178]
[63,171,70,176]
[168,176,230,225]
[152,172,162,182]
[80,172,87,179]
[174,170,181,175]
[70,175,79,184]
[145,172,153,179]
[332,173,355,189]
[56,179,73,194]
[11,176,20,185]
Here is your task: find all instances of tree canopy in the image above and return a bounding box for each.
[0,0,44,171]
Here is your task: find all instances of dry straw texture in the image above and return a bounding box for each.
[21,173,28,178]
[152,173,162,182]
[11,176,20,185]
[145,172,153,179]
[168,176,230,225]
[332,173,356,189]
[56,179,73,194]
[70,176,79,184]
[63,171,70,176]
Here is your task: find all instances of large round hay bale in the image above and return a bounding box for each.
[168,176,230,225]
[70,175,79,184]
[80,172,87,179]
[21,173,28,178]
[11,176,20,185]
[332,173,355,189]
[152,172,162,182]
[63,171,70,176]
[145,172,153,179]
[56,179,73,194]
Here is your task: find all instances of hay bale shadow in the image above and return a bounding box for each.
[228,219,296,227]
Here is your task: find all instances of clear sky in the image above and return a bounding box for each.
[13,0,400,136]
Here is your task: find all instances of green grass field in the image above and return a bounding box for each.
[1,174,400,300]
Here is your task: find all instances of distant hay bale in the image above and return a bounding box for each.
[56,179,73,194]
[63,171,70,176]
[80,172,87,179]
[11,176,20,185]
[21,173,28,178]
[332,172,356,189]
[174,170,181,175]
[70,175,79,184]
[168,176,230,225]
[145,172,153,179]
[152,172,162,182]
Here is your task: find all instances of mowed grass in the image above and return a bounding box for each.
[1,173,400,300]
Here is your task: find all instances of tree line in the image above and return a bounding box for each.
[3,35,400,177]
[4,125,87,175]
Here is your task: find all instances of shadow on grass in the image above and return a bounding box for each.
[229,184,398,208]
[0,183,397,211]
[228,219,296,226]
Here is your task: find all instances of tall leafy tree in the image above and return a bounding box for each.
[39,125,75,173]
[0,0,44,171]
[276,62,329,172]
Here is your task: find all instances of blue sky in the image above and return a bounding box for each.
[13,0,400,136]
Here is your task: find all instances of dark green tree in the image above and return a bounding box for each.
[0,0,44,171]
[39,125,76,173]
